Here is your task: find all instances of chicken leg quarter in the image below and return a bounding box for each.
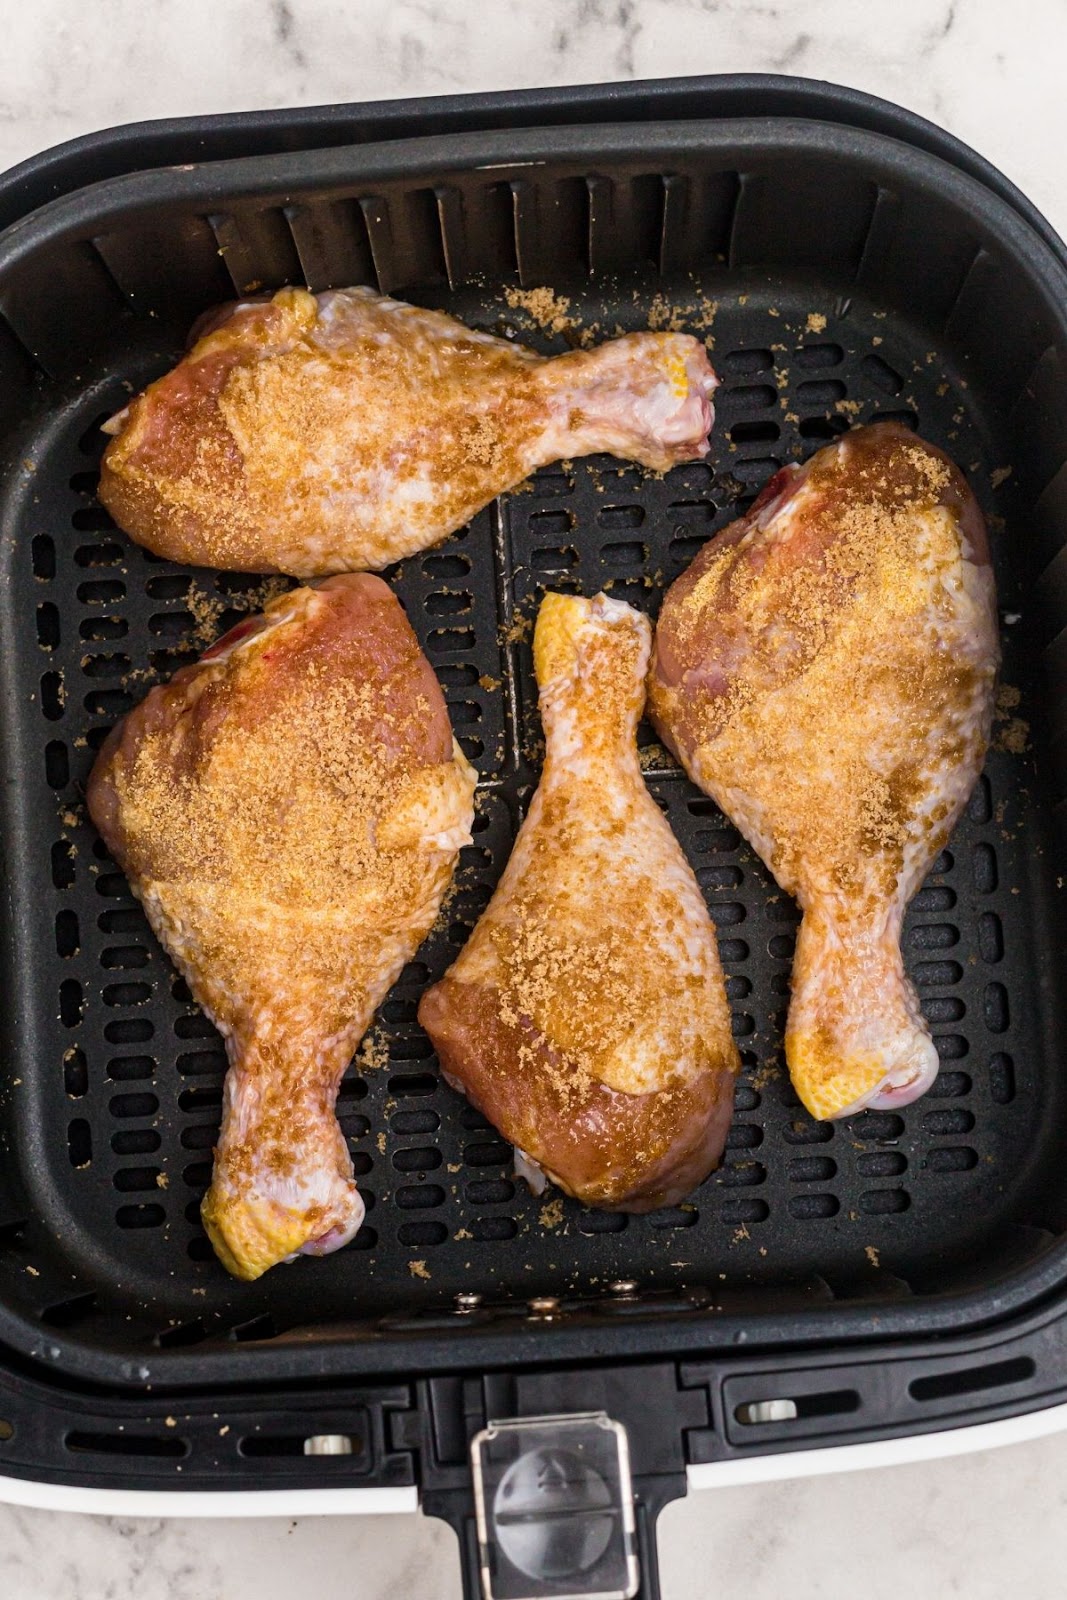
[649,423,999,1120]
[87,575,476,1279]
[419,592,740,1209]
[98,286,718,577]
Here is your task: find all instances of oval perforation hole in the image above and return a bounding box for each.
[40,672,65,720]
[436,663,479,690]
[78,578,125,604]
[97,908,149,935]
[448,700,482,727]
[466,1178,515,1205]
[922,1108,975,1136]
[45,741,70,789]
[32,534,56,579]
[913,960,962,986]
[921,996,965,1024]
[392,1147,442,1173]
[428,626,476,655]
[36,602,60,650]
[113,1166,162,1193]
[59,979,84,1028]
[797,415,849,440]
[397,1221,447,1247]
[388,1072,437,1097]
[719,938,749,964]
[101,945,150,970]
[64,1048,88,1098]
[463,1140,510,1167]
[984,982,1010,1033]
[336,1073,368,1102]
[395,1184,445,1210]
[990,1053,1016,1104]
[156,1318,208,1349]
[928,1071,971,1098]
[788,1193,839,1220]
[730,418,780,444]
[973,843,998,894]
[55,909,80,958]
[600,539,647,568]
[851,1112,904,1142]
[979,912,1004,965]
[115,1203,165,1229]
[856,1151,907,1178]
[176,1050,226,1078]
[787,1156,836,1182]
[783,1119,834,1146]
[80,616,128,644]
[112,1129,161,1156]
[969,775,993,823]
[795,342,844,368]
[909,1357,1034,1403]
[67,1119,92,1168]
[174,1013,218,1040]
[597,504,645,530]
[719,1160,765,1188]
[470,1217,517,1242]
[860,352,904,393]
[110,1091,159,1118]
[423,552,471,579]
[720,347,773,375]
[51,840,76,889]
[180,1124,217,1151]
[103,981,151,1006]
[425,590,473,617]
[74,540,123,566]
[733,455,782,484]
[66,1430,186,1458]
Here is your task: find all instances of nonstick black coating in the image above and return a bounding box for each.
[1,120,1066,1385]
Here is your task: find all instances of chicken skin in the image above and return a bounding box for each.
[87,575,476,1279]
[98,286,718,577]
[418,592,739,1209]
[649,423,999,1121]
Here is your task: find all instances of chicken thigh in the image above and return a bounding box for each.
[87,574,476,1279]
[649,423,998,1120]
[98,286,718,577]
[418,591,739,1209]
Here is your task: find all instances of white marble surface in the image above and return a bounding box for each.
[2,1,1067,1596]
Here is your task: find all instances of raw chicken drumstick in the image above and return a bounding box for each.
[87,575,476,1280]
[98,286,718,577]
[418,592,740,1209]
[649,422,999,1121]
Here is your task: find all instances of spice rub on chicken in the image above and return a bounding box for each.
[99,286,719,577]
[87,574,476,1279]
[649,423,999,1121]
[419,591,740,1210]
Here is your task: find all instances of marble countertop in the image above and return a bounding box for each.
[2,1,1067,1596]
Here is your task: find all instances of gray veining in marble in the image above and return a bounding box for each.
[1,1,1066,1596]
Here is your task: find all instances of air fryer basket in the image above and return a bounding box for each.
[5,87,1067,1600]
[2,112,1067,1410]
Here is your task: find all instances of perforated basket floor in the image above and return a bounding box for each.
[0,121,1066,1383]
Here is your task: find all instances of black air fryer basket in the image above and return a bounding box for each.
[2,76,1067,1600]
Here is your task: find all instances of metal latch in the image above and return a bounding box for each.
[470,1411,639,1600]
